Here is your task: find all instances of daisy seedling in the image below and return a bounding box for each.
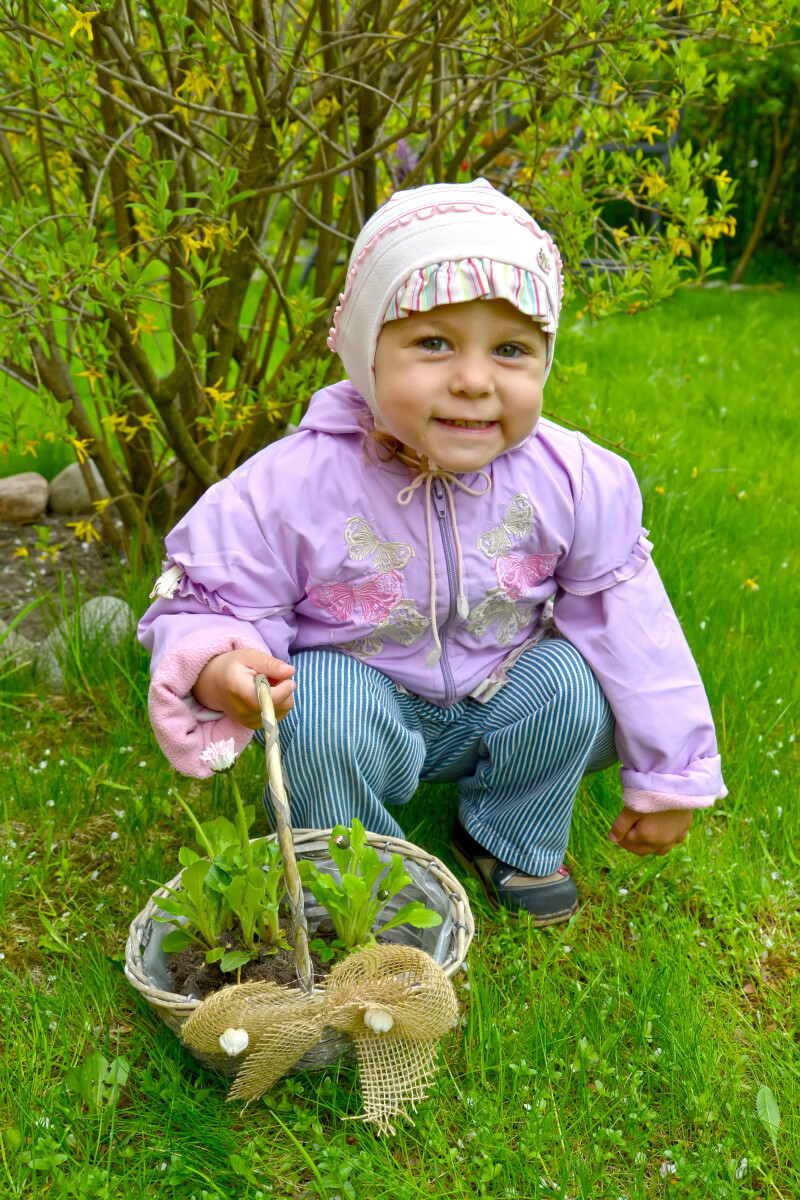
[298,818,442,951]
[153,740,287,973]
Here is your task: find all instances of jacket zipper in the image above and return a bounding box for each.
[432,478,458,704]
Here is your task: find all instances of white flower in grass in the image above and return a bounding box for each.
[219,1027,249,1055]
[363,1007,394,1034]
[200,738,237,773]
[735,1157,747,1179]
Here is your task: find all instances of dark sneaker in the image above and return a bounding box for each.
[451,817,578,926]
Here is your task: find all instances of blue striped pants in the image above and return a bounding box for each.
[260,639,617,876]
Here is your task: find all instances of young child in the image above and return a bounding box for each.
[139,178,725,926]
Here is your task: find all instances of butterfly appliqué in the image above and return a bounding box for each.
[466,588,538,647]
[477,494,534,559]
[307,571,404,624]
[344,516,414,571]
[339,635,384,659]
[494,552,558,598]
[340,600,430,659]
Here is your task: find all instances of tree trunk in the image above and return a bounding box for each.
[731,95,800,284]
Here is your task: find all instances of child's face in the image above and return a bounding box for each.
[373,298,548,473]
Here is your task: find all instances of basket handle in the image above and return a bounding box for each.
[254,673,314,994]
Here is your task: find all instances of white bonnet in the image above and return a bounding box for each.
[328,178,563,411]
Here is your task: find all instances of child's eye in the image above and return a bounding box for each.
[416,336,449,352]
[494,342,526,359]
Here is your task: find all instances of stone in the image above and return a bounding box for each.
[0,618,35,665]
[36,595,136,688]
[48,461,110,515]
[0,472,49,525]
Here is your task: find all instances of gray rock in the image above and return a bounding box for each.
[36,595,136,688]
[48,461,110,515]
[0,472,49,525]
[0,618,35,665]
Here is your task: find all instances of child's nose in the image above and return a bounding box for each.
[450,349,493,397]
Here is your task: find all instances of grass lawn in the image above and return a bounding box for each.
[1,284,798,1199]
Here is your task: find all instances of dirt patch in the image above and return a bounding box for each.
[168,919,337,1000]
[0,517,128,645]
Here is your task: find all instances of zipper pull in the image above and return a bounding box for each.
[432,477,447,519]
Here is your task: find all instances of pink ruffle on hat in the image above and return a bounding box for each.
[328,178,564,411]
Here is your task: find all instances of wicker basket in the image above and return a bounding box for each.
[125,829,473,1073]
[124,676,474,1075]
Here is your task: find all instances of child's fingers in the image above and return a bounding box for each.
[618,831,674,857]
[230,674,296,727]
[608,806,638,844]
[612,816,668,856]
[269,678,297,719]
[235,648,295,681]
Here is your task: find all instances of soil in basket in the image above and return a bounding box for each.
[169,919,335,1000]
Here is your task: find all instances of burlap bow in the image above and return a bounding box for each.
[181,943,459,1135]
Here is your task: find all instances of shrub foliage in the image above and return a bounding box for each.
[0,0,787,541]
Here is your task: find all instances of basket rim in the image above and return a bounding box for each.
[125,828,474,1019]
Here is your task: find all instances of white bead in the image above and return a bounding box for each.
[219,1027,249,1055]
[363,1007,394,1034]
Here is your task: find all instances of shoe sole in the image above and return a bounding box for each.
[451,841,579,927]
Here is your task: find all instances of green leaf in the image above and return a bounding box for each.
[350,818,367,857]
[250,837,280,869]
[66,1053,130,1110]
[328,825,353,877]
[297,858,319,884]
[180,858,212,909]
[1,1127,21,1154]
[199,815,238,857]
[308,881,350,921]
[224,874,247,912]
[246,866,268,890]
[229,1152,252,1179]
[152,894,197,919]
[220,950,252,972]
[228,188,258,205]
[39,913,70,953]
[178,846,200,868]
[378,901,442,934]
[309,937,342,964]
[756,1085,780,1149]
[204,863,234,894]
[102,1055,130,1096]
[205,945,225,963]
[341,874,370,904]
[161,928,196,953]
[359,845,385,891]
[382,855,413,899]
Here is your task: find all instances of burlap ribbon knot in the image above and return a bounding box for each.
[181,943,459,1135]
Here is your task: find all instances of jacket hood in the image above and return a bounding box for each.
[327,178,563,410]
[298,379,370,436]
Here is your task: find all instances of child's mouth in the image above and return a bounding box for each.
[436,419,497,430]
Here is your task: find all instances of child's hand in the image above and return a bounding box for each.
[193,649,296,730]
[608,806,692,857]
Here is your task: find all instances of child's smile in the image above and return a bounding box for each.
[373,298,548,473]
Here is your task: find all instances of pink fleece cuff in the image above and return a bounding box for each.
[148,628,266,778]
[622,787,725,814]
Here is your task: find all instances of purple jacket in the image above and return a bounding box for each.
[139,381,725,811]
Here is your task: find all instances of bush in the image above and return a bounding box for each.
[0,0,788,544]
[683,22,800,281]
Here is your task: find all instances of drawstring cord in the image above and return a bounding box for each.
[396,452,491,668]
